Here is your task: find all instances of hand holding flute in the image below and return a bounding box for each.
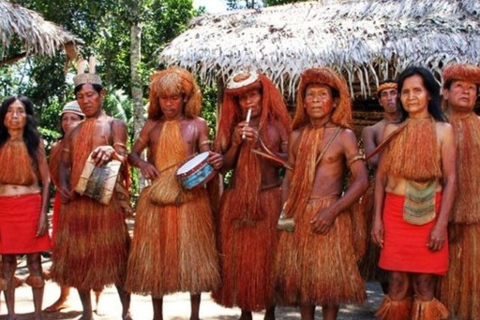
[242,108,252,140]
[233,108,258,146]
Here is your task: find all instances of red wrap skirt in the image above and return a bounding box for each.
[0,193,51,254]
[379,192,448,275]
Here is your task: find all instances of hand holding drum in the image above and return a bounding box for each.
[177,152,217,189]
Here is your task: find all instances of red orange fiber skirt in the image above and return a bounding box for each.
[379,192,448,275]
[0,193,51,254]
[51,191,61,243]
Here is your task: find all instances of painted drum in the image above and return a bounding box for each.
[176,152,216,189]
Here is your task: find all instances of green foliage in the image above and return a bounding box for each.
[200,84,219,138]
[2,0,196,140]
[1,0,199,204]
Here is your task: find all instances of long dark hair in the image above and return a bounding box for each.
[0,96,41,164]
[396,66,446,122]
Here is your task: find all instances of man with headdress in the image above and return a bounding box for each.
[125,67,222,320]
[362,79,400,169]
[274,67,368,320]
[439,63,480,320]
[359,79,400,291]
[212,69,291,320]
[52,58,132,320]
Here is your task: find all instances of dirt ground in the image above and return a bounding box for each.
[0,255,384,320]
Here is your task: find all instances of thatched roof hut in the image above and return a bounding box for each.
[0,0,82,65]
[160,0,480,104]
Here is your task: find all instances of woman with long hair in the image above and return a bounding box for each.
[372,67,455,320]
[0,95,51,320]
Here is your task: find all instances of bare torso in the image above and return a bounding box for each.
[145,117,204,163]
[362,119,389,170]
[70,114,115,151]
[290,126,353,198]
[0,182,40,196]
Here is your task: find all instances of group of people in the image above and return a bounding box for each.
[0,61,478,320]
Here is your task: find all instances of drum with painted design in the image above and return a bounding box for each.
[176,152,216,189]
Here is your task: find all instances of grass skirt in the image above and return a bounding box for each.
[125,187,219,297]
[275,196,365,306]
[212,187,281,311]
[439,223,480,319]
[51,195,130,291]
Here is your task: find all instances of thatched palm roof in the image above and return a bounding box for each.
[0,0,82,64]
[160,0,480,98]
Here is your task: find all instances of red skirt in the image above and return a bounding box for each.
[0,193,52,254]
[379,192,448,275]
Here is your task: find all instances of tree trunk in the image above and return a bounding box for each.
[130,22,147,189]
[130,23,143,139]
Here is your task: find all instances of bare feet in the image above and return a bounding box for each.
[44,299,69,312]
[7,314,18,320]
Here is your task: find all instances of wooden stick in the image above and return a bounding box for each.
[251,149,293,170]
[242,108,252,140]
[365,122,407,161]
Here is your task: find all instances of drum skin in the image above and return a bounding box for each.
[177,152,216,189]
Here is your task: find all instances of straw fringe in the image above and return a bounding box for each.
[215,73,291,154]
[375,295,412,320]
[213,72,290,223]
[224,143,262,222]
[349,175,368,261]
[148,121,193,206]
[439,223,480,320]
[52,119,129,291]
[126,188,219,297]
[148,68,202,121]
[382,118,441,181]
[411,298,449,320]
[0,139,37,185]
[213,187,281,311]
[442,63,480,87]
[449,114,480,224]
[293,68,352,130]
[160,0,480,99]
[283,126,325,221]
[49,141,63,187]
[275,196,365,306]
[51,196,129,291]
[70,119,96,188]
[0,0,81,59]
[126,117,218,297]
